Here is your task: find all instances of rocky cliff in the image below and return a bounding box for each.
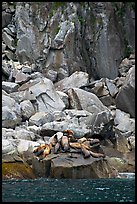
[2,2,135,179]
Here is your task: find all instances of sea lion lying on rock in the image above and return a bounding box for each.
[33,143,51,160]
[33,130,105,160]
[60,135,69,152]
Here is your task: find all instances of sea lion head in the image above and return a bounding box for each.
[63,129,74,136]
[63,129,76,141]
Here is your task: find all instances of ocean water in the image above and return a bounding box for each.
[2,177,135,202]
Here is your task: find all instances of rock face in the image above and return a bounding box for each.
[115,66,135,117]
[32,153,117,179]
[2,2,135,179]
[3,2,134,80]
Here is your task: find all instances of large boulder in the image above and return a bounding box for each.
[20,100,35,120]
[29,78,65,113]
[29,112,54,126]
[68,88,109,114]
[2,81,19,93]
[55,71,89,92]
[2,106,21,128]
[2,139,17,155]
[115,66,135,118]
[32,153,118,179]
[2,94,22,128]
[2,11,12,28]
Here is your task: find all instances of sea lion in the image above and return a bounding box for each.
[54,142,60,153]
[69,142,81,149]
[81,146,91,158]
[33,143,51,160]
[49,134,58,147]
[63,130,77,142]
[78,137,87,143]
[90,150,105,158]
[60,135,69,152]
[89,138,100,147]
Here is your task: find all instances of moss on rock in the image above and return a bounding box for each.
[2,162,36,180]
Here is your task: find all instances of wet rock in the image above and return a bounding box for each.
[115,66,135,117]
[2,161,36,180]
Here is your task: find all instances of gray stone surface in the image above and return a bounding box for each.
[115,66,135,117]
[2,81,19,93]
[55,71,89,92]
[29,78,65,113]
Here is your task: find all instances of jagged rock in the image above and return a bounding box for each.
[41,120,91,139]
[2,139,17,155]
[10,90,37,103]
[29,112,54,126]
[52,111,66,122]
[2,89,9,96]
[114,109,135,133]
[42,69,57,82]
[2,81,19,93]
[26,125,41,135]
[105,78,119,97]
[2,128,15,139]
[32,153,118,178]
[20,100,35,120]
[2,11,12,28]
[14,71,30,84]
[2,31,15,51]
[2,106,21,128]
[2,94,21,115]
[14,128,35,141]
[2,95,21,128]
[99,95,115,107]
[2,42,6,53]
[118,58,134,75]
[52,20,75,49]
[56,91,69,108]
[30,72,43,80]
[55,71,89,92]
[17,139,40,155]
[15,2,50,64]
[29,78,65,113]
[68,87,109,114]
[115,66,135,117]
[91,81,109,97]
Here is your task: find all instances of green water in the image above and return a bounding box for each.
[2,178,135,202]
